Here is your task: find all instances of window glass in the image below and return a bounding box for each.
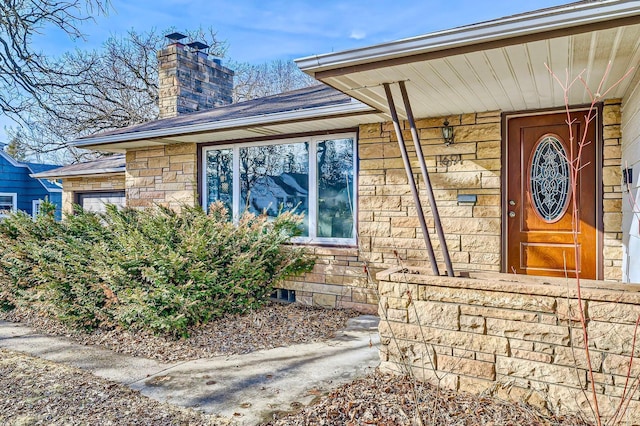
[317,138,354,238]
[0,194,16,216]
[0,195,14,209]
[32,200,42,218]
[205,148,233,214]
[203,133,356,244]
[529,135,570,223]
[239,143,309,235]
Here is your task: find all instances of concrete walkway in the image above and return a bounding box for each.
[0,315,380,425]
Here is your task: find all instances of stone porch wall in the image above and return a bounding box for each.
[125,144,197,210]
[61,174,125,214]
[378,267,640,422]
[358,112,502,273]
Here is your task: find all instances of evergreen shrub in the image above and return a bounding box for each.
[0,202,314,337]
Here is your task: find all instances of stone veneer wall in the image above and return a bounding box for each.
[378,267,640,422]
[109,102,623,313]
[281,247,377,315]
[280,111,503,313]
[282,111,501,313]
[358,112,502,273]
[358,102,623,278]
[157,44,234,119]
[125,144,197,210]
[61,174,125,214]
[603,100,624,280]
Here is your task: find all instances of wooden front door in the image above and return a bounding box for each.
[505,111,600,279]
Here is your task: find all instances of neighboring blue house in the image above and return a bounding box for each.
[0,146,63,220]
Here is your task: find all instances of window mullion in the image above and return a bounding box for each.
[201,149,208,210]
[351,135,358,241]
[308,139,318,240]
[232,146,240,223]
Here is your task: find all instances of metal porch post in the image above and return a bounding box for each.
[383,83,440,276]
[399,81,454,277]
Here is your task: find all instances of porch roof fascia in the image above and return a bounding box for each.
[295,0,640,77]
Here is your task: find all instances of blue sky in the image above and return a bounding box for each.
[45,0,569,62]
[2,0,568,146]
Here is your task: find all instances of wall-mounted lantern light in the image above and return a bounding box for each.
[441,120,454,146]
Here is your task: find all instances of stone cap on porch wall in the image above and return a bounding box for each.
[376,266,640,305]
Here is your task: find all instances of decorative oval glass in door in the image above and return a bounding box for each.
[529,134,571,223]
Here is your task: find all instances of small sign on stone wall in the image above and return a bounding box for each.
[436,154,462,167]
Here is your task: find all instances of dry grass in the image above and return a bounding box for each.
[1,303,593,425]
[264,372,592,426]
[0,348,227,426]
[0,302,358,362]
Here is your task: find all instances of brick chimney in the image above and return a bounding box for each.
[157,33,234,119]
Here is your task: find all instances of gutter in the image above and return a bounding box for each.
[295,0,640,74]
[73,101,375,148]
[31,168,125,180]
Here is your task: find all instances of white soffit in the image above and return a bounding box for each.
[316,24,640,119]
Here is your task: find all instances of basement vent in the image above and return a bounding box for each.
[270,288,296,303]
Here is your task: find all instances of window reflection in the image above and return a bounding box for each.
[203,134,355,243]
[239,143,309,235]
[317,139,354,239]
[206,149,233,215]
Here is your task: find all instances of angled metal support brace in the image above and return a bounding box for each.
[383,83,440,276]
[399,81,454,277]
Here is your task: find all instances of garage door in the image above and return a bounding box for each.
[76,191,125,213]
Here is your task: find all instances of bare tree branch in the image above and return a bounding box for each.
[231,59,316,103]
[0,0,110,117]
[13,28,227,163]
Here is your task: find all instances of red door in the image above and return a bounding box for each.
[505,111,600,279]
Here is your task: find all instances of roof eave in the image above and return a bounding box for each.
[31,168,126,180]
[296,0,640,75]
[73,101,376,149]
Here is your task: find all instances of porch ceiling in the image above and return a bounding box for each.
[299,3,640,120]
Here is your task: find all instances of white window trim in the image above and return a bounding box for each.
[32,199,43,219]
[202,132,358,246]
[0,193,17,217]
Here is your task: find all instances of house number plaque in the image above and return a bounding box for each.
[436,154,462,167]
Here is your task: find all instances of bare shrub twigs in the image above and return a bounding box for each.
[546,61,634,426]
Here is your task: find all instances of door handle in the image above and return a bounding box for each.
[509,200,516,206]
[509,211,516,218]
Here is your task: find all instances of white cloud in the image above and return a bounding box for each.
[349,29,366,40]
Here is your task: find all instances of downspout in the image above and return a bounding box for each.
[399,81,454,277]
[383,83,440,276]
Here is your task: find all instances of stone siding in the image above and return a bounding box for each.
[61,174,125,214]
[603,100,624,280]
[358,112,502,274]
[158,44,233,119]
[378,267,640,422]
[64,102,624,314]
[282,246,377,315]
[359,102,623,279]
[125,144,197,210]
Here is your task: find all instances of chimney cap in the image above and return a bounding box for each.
[165,32,187,42]
[187,41,209,51]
